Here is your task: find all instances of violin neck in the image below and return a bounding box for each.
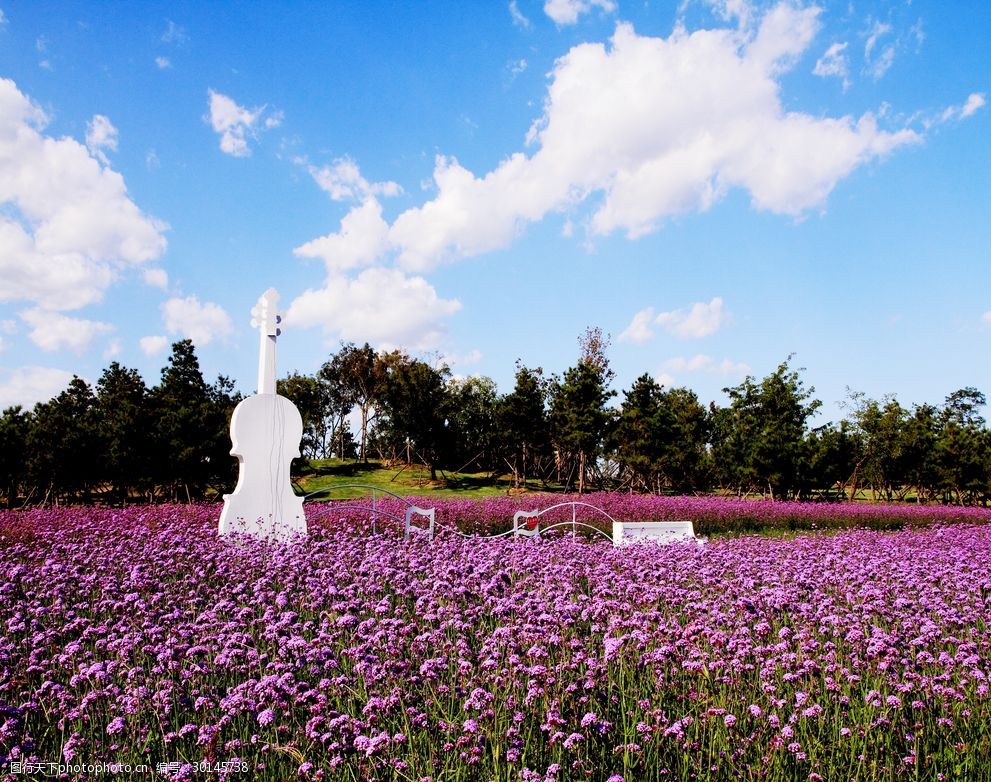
[258,331,277,394]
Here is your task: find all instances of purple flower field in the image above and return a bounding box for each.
[2,503,991,780]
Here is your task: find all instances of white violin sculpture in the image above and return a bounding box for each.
[218,288,307,541]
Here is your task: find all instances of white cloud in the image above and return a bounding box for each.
[85,114,118,164]
[864,20,890,59]
[814,41,850,89]
[161,295,234,347]
[961,93,986,119]
[103,338,122,360]
[155,56,172,70]
[439,349,484,378]
[867,45,895,80]
[374,9,919,273]
[288,267,461,351]
[0,366,75,409]
[509,0,531,28]
[713,357,750,375]
[618,307,657,344]
[745,2,820,75]
[0,9,7,26]
[307,156,401,202]
[934,93,986,127]
[544,0,617,26]
[662,354,718,373]
[20,308,113,353]
[620,297,728,343]
[161,20,187,45]
[0,79,168,312]
[139,335,169,357]
[206,89,280,157]
[656,297,728,338]
[294,197,391,273]
[659,353,750,382]
[142,267,169,289]
[864,20,895,80]
[700,0,754,28]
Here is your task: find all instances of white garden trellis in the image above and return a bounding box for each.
[303,484,435,537]
[302,488,696,544]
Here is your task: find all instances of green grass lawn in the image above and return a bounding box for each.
[294,458,537,499]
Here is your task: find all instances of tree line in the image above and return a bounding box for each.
[2,331,989,507]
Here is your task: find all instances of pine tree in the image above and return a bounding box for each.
[96,362,149,503]
[495,364,550,490]
[549,330,616,494]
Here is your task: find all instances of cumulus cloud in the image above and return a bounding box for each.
[701,0,755,28]
[0,366,75,409]
[370,8,920,273]
[307,157,401,202]
[161,20,187,45]
[441,349,483,369]
[544,0,617,26]
[142,267,169,289]
[939,92,986,124]
[85,115,118,164]
[20,308,113,353]
[295,197,391,273]
[139,335,169,357]
[656,297,728,338]
[961,93,987,119]
[155,56,171,70]
[0,79,168,313]
[509,0,531,28]
[864,20,895,80]
[103,338,122,360]
[206,90,279,157]
[618,307,658,344]
[288,267,461,351]
[658,353,750,385]
[293,3,929,349]
[161,295,234,347]
[620,298,728,343]
[814,41,850,89]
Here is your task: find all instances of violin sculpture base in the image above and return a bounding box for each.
[219,393,307,542]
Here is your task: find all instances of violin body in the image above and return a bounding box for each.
[218,393,306,540]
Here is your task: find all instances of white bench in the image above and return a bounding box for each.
[612,520,699,546]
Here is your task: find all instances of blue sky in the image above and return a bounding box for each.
[0,0,987,423]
